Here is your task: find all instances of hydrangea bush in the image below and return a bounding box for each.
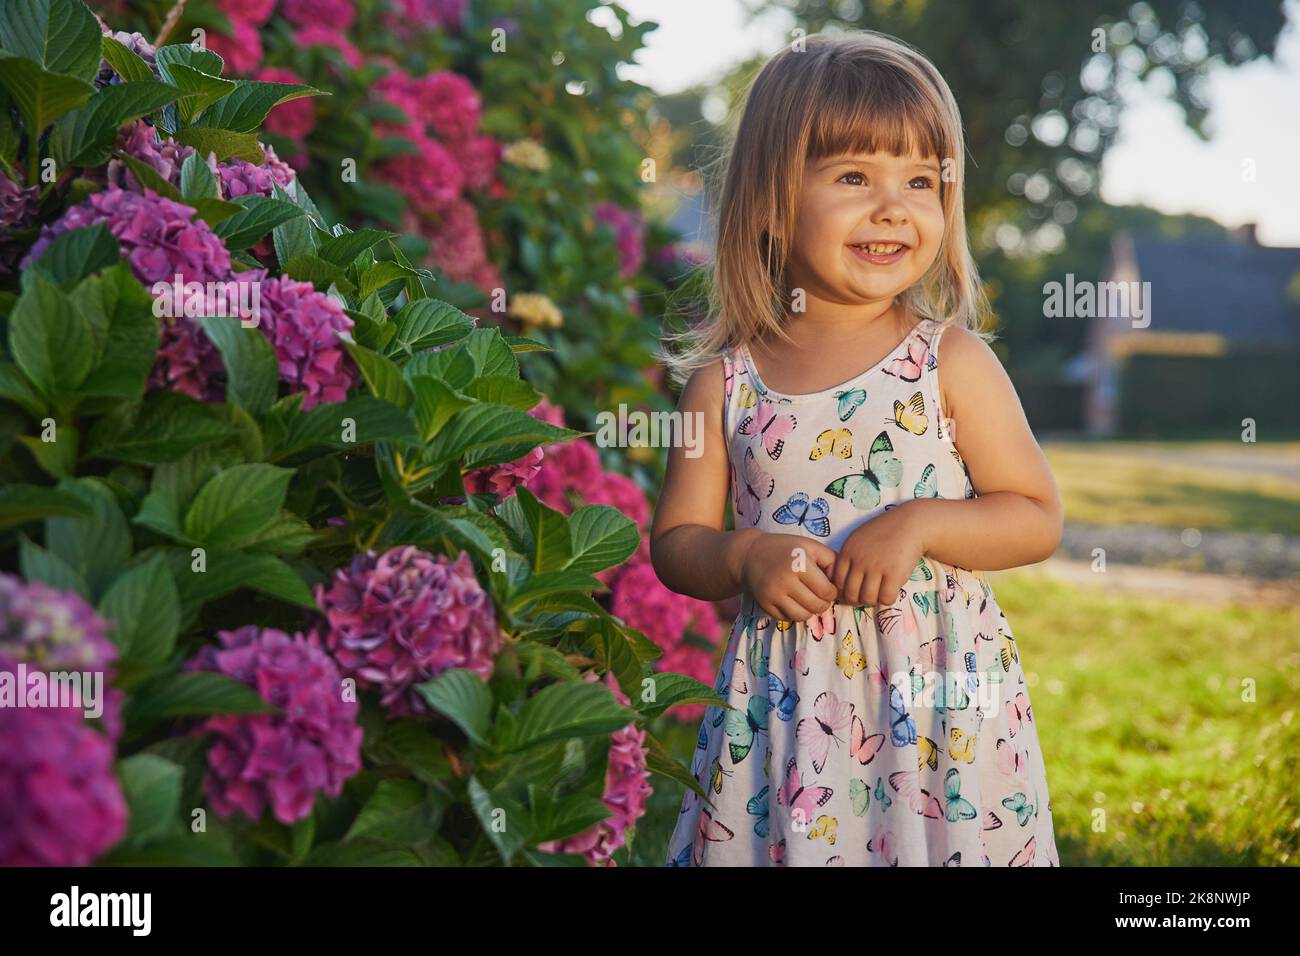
[0,0,721,866]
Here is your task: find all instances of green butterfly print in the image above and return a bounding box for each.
[933,673,970,713]
[835,387,868,421]
[850,777,871,817]
[1003,791,1034,826]
[725,695,769,764]
[874,776,893,812]
[909,558,934,583]
[748,785,770,837]
[748,631,769,679]
[913,590,940,616]
[824,431,903,511]
[944,768,978,823]
[914,463,940,499]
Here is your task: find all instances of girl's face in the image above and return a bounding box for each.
[785,148,945,311]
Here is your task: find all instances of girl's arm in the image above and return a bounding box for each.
[650,359,839,617]
[905,325,1064,570]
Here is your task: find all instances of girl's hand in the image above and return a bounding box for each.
[831,502,926,607]
[740,533,840,623]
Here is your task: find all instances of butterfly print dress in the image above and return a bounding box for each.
[664,318,1060,867]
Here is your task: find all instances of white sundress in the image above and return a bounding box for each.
[664,317,1060,867]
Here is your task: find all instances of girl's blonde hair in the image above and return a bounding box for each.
[661,29,991,389]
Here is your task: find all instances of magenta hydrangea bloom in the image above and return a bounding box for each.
[394,0,467,29]
[106,119,196,191]
[216,0,276,25]
[583,472,650,530]
[186,626,363,826]
[256,67,316,140]
[216,144,296,200]
[315,548,500,717]
[0,700,127,866]
[537,672,650,866]
[23,186,231,286]
[420,197,493,285]
[207,17,263,75]
[376,129,463,214]
[252,272,357,409]
[593,201,646,279]
[453,133,500,192]
[462,446,544,500]
[611,558,696,651]
[0,573,123,739]
[417,71,481,142]
[281,0,356,31]
[294,25,364,69]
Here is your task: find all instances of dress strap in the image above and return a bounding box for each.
[920,319,952,442]
[720,346,736,441]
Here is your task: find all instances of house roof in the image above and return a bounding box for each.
[1125,236,1300,346]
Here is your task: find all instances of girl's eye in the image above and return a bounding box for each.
[909,176,936,189]
[838,171,867,186]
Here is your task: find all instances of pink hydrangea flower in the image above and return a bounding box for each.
[375,129,464,213]
[281,0,355,31]
[256,68,316,140]
[421,197,492,284]
[454,133,501,192]
[216,144,296,199]
[417,71,481,141]
[583,472,650,530]
[251,272,357,409]
[186,626,363,826]
[216,0,276,25]
[462,446,544,500]
[106,119,196,191]
[315,548,500,717]
[393,0,467,29]
[294,25,364,69]
[536,671,651,866]
[0,700,127,866]
[207,17,263,75]
[593,201,645,279]
[24,186,231,287]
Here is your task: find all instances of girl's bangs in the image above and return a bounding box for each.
[806,68,948,163]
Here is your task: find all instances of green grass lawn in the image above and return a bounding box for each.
[633,572,1300,866]
[1044,440,1300,534]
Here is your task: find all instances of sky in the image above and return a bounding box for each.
[612,0,1300,246]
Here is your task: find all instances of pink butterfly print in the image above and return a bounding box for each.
[850,714,885,766]
[1008,692,1032,738]
[826,855,845,866]
[875,603,917,656]
[777,757,834,825]
[769,839,786,865]
[995,737,1028,779]
[796,691,854,773]
[739,398,797,460]
[884,336,933,383]
[807,605,836,640]
[724,353,735,397]
[1008,836,1036,867]
[791,647,810,675]
[735,446,774,525]
[868,827,898,866]
[982,809,1004,830]
[692,808,735,865]
[888,770,943,819]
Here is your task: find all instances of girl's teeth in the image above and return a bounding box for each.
[858,243,903,255]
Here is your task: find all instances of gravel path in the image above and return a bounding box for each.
[1057,522,1300,581]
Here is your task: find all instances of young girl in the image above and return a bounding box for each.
[653,31,1063,867]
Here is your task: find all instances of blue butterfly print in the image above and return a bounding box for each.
[889,685,917,746]
[772,492,832,537]
[747,786,770,838]
[767,672,799,721]
[835,388,867,421]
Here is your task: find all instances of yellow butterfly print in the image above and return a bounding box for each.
[999,632,1019,672]
[890,391,929,436]
[836,633,867,679]
[809,814,838,845]
[949,727,977,764]
[710,757,735,793]
[918,735,940,771]
[737,382,759,409]
[809,427,854,461]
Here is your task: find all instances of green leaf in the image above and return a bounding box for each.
[385,299,474,357]
[0,55,93,139]
[18,535,89,599]
[168,549,316,610]
[124,671,275,723]
[8,271,93,397]
[344,342,411,408]
[44,478,131,595]
[199,316,279,416]
[197,79,326,132]
[184,463,294,548]
[502,680,633,752]
[117,754,183,846]
[408,375,472,443]
[463,327,519,378]
[276,396,418,455]
[100,36,154,84]
[466,776,530,864]
[504,335,551,353]
[513,486,572,573]
[98,555,180,665]
[636,672,726,721]
[17,427,78,478]
[174,126,263,163]
[272,204,320,265]
[358,260,423,300]
[316,229,395,266]
[0,0,102,80]
[302,840,422,867]
[72,262,160,401]
[0,359,45,417]
[0,484,91,530]
[506,570,603,611]
[113,151,184,200]
[426,405,577,468]
[85,392,239,464]
[565,505,639,575]
[166,63,236,124]
[179,151,219,200]
[344,780,435,844]
[51,80,182,167]
[187,196,243,227]
[403,345,476,390]
[214,196,304,250]
[153,43,225,83]
[414,669,493,747]
[645,731,711,802]
[461,375,541,410]
[26,223,119,288]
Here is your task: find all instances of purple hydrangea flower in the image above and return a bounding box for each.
[106,119,197,191]
[216,144,297,200]
[96,27,158,87]
[0,170,37,276]
[315,548,500,717]
[0,698,128,866]
[249,272,357,409]
[0,573,123,739]
[593,201,645,279]
[185,626,363,826]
